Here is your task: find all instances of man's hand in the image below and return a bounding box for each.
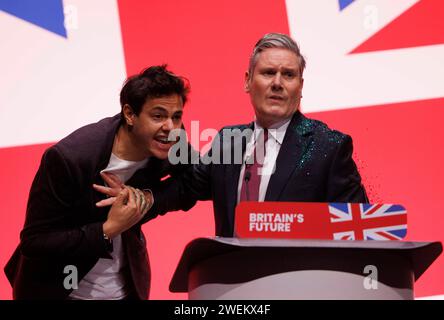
[93,172,124,207]
[102,186,149,239]
[93,172,153,209]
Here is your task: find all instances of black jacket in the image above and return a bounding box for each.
[152,111,368,237]
[4,114,195,300]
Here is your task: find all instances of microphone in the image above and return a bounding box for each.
[244,163,252,201]
[245,155,253,167]
[244,170,251,182]
[242,152,255,201]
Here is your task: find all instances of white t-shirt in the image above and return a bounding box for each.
[69,153,148,300]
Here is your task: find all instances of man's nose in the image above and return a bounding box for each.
[162,118,174,131]
[271,73,283,90]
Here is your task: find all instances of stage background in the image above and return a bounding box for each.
[1,0,443,299]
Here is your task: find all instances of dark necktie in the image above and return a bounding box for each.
[240,128,268,202]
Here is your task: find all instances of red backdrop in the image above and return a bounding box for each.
[1,0,443,299]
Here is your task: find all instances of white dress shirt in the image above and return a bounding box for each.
[237,117,292,203]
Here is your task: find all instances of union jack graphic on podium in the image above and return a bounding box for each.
[329,203,407,241]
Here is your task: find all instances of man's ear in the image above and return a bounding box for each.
[122,104,135,126]
[299,78,304,97]
[244,71,250,93]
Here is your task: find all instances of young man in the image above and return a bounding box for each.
[4,65,195,300]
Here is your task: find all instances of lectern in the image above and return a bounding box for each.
[170,237,442,300]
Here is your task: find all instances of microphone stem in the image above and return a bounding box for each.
[246,179,250,201]
[245,167,251,201]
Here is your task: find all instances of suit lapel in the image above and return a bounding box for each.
[92,114,124,209]
[265,111,314,201]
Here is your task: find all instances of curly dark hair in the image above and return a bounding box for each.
[119,65,190,120]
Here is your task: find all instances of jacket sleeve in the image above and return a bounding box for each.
[326,135,369,203]
[19,146,112,259]
[146,160,212,222]
[144,133,225,221]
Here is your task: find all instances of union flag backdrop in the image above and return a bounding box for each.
[1,0,443,299]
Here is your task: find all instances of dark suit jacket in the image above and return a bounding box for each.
[151,111,368,237]
[4,114,194,300]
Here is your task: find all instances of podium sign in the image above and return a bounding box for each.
[235,202,407,240]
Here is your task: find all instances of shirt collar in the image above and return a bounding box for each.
[254,117,292,145]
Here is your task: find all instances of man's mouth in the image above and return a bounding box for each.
[154,136,172,145]
[268,95,284,101]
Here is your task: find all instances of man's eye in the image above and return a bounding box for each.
[153,114,163,120]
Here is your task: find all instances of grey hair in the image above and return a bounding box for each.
[248,33,306,78]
